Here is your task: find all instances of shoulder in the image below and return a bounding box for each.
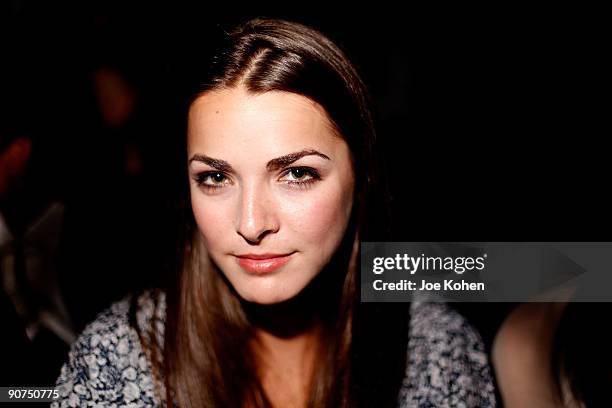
[492,303,568,408]
[398,301,496,407]
[52,291,164,407]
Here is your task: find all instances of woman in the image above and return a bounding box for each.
[53,18,495,407]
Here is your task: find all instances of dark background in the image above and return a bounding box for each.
[1,1,606,390]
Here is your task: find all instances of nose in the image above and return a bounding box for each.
[236,182,279,244]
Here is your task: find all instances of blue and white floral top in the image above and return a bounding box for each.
[52,292,496,407]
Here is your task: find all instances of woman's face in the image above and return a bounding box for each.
[187,87,355,304]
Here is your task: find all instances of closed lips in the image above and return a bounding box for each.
[235,253,294,274]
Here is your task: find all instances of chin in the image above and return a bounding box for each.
[239,286,300,305]
[230,277,307,305]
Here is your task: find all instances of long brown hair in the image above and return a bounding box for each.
[140,18,409,407]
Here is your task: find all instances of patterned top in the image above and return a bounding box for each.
[52,292,496,407]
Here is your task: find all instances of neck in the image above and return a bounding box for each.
[243,282,324,337]
[245,291,325,370]
[240,263,345,407]
[245,296,324,408]
[249,313,323,379]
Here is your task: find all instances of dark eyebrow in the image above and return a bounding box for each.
[266,149,330,171]
[188,149,330,173]
[188,154,234,173]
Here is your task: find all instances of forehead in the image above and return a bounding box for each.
[187,88,342,157]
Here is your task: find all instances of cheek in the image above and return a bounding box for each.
[281,182,353,251]
[190,192,232,249]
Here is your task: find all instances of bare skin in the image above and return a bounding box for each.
[492,302,583,408]
[241,269,335,408]
[252,326,321,407]
[188,87,355,406]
